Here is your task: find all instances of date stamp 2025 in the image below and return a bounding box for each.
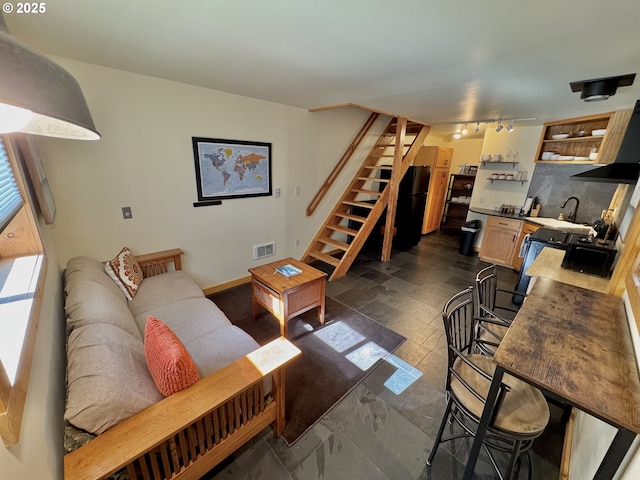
[3,2,47,14]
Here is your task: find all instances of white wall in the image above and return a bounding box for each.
[466,124,543,245]
[34,58,372,289]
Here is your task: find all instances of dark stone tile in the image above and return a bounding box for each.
[334,287,376,310]
[206,232,561,480]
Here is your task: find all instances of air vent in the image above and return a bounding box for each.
[253,242,276,260]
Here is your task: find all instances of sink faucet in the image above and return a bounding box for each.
[561,196,579,223]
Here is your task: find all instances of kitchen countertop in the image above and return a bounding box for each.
[468,207,524,220]
[526,247,610,293]
[469,208,595,234]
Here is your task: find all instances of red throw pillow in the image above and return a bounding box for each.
[144,316,200,397]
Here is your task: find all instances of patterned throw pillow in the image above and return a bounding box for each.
[104,247,143,301]
[144,316,201,397]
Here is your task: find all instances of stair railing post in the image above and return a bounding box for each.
[381,117,407,262]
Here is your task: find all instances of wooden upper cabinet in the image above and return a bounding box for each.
[413,146,453,168]
[534,110,632,165]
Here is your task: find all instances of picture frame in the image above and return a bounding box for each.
[192,137,272,205]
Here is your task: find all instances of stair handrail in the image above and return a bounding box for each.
[305,112,379,216]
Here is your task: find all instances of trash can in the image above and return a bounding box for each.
[459,219,481,256]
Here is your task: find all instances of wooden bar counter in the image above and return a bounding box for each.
[526,246,610,293]
[463,276,640,479]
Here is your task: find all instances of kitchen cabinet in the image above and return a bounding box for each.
[422,166,449,233]
[415,146,453,234]
[414,146,453,168]
[440,174,475,233]
[534,110,631,165]
[479,216,523,267]
[512,221,540,271]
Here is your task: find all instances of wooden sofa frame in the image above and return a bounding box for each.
[64,249,301,480]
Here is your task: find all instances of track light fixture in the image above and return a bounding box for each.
[445,117,535,137]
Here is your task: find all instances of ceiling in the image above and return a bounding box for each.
[5,1,640,138]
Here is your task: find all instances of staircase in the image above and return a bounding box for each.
[302,117,430,280]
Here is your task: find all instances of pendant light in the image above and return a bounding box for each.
[0,13,100,140]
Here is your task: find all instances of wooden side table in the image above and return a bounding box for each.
[248,258,326,337]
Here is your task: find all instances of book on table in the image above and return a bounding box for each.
[275,264,302,277]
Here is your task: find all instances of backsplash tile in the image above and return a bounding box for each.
[527,164,618,223]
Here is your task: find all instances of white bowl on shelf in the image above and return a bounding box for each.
[592,129,606,136]
[552,134,570,140]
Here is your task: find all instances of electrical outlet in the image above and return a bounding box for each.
[479,197,485,204]
[295,239,300,246]
[122,206,132,219]
[295,186,301,196]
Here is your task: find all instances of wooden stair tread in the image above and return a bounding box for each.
[335,212,367,222]
[307,251,340,267]
[351,188,381,195]
[327,224,359,236]
[317,237,350,250]
[365,165,393,170]
[343,200,375,209]
[357,176,388,182]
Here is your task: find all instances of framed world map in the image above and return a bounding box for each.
[192,137,272,205]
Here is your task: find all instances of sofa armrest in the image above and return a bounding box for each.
[135,248,184,277]
[64,337,301,480]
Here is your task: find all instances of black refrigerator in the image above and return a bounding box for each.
[380,165,431,250]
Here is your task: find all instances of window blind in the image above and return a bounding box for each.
[0,137,24,233]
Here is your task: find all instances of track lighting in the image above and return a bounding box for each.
[445,117,535,137]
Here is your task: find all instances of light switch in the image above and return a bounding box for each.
[122,206,132,219]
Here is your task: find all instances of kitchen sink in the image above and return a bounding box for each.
[526,217,596,235]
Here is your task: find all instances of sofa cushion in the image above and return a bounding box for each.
[187,325,260,378]
[66,256,126,301]
[144,316,201,396]
[105,247,143,301]
[65,323,162,435]
[133,297,232,341]
[64,279,141,339]
[128,271,204,318]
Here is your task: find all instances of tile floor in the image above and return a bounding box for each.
[203,232,565,480]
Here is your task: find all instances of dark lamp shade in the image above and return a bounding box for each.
[0,14,100,140]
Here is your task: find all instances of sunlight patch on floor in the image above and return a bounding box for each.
[313,321,365,353]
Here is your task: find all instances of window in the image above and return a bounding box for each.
[0,138,23,233]
[0,134,47,447]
